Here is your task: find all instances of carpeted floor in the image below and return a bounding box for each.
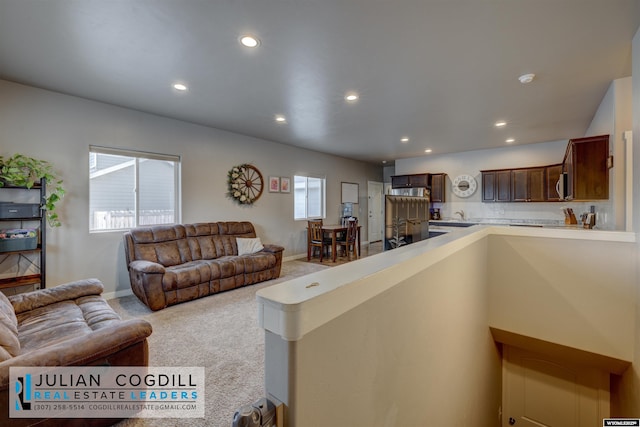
[109,260,329,427]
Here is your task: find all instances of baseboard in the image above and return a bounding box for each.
[103,288,133,300]
[283,241,371,263]
[283,253,308,262]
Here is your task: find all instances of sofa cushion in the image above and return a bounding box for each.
[129,225,193,267]
[162,262,211,291]
[0,292,19,361]
[237,237,264,255]
[219,221,256,237]
[16,294,122,353]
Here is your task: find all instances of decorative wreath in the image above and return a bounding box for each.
[227,164,264,205]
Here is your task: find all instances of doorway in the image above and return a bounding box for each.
[367,181,383,243]
[502,345,609,426]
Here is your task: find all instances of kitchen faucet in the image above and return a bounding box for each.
[455,210,465,221]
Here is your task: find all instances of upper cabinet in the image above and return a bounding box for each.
[429,173,446,203]
[561,135,609,201]
[391,173,429,188]
[511,167,545,202]
[480,135,610,203]
[481,169,512,202]
[545,164,563,202]
[482,166,555,202]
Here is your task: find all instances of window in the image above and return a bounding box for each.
[89,146,181,231]
[294,175,326,220]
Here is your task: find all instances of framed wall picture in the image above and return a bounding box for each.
[280,177,291,193]
[341,182,359,203]
[269,176,280,192]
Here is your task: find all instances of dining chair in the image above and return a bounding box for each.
[337,218,358,260]
[307,220,331,261]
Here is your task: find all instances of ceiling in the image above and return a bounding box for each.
[1,1,639,165]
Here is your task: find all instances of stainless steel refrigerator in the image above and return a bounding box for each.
[384,188,430,250]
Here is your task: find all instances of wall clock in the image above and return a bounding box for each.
[451,174,477,198]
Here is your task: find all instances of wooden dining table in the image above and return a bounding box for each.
[308,224,361,262]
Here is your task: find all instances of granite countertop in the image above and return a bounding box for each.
[430,218,570,228]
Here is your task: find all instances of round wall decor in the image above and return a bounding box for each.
[451,174,477,198]
[227,164,264,204]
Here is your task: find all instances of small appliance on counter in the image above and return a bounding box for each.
[581,206,596,229]
[430,208,441,220]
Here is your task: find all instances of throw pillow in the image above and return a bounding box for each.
[236,237,264,256]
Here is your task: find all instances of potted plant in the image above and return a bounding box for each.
[0,154,65,227]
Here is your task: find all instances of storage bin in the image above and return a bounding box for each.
[0,228,38,252]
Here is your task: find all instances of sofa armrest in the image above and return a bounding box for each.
[9,278,105,315]
[262,244,285,254]
[0,318,152,387]
[130,260,166,274]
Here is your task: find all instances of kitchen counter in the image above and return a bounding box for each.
[257,225,635,341]
[429,218,613,230]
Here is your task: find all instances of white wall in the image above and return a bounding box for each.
[263,227,637,425]
[0,80,382,296]
[488,234,636,369]
[267,237,503,426]
[612,25,640,417]
[586,76,633,230]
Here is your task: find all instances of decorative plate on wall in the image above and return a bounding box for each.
[451,174,477,198]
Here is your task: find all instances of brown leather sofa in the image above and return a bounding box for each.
[123,221,284,311]
[0,278,152,427]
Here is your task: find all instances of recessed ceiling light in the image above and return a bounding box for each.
[401,137,409,143]
[345,92,359,102]
[240,35,260,48]
[275,115,286,123]
[518,73,535,84]
[506,138,515,143]
[495,121,507,127]
[172,83,188,91]
[382,160,387,164]
[424,149,432,153]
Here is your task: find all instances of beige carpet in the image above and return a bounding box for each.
[109,260,328,427]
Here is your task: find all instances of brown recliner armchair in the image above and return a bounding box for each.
[0,278,152,427]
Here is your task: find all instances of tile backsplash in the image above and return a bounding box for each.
[430,200,613,229]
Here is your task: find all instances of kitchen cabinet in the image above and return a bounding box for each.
[391,173,429,189]
[561,134,609,201]
[482,169,511,202]
[429,173,446,203]
[511,167,545,202]
[0,180,46,293]
[545,164,563,201]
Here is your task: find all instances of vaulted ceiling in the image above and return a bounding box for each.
[1,1,639,164]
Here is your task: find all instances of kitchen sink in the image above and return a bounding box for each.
[427,231,449,238]
[429,221,478,228]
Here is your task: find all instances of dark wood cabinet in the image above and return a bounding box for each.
[480,135,609,204]
[561,135,609,201]
[545,164,563,201]
[482,169,512,202]
[391,173,429,189]
[512,167,545,202]
[391,175,409,188]
[496,170,511,202]
[429,173,446,203]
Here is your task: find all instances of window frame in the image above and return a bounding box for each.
[293,174,326,221]
[89,145,181,232]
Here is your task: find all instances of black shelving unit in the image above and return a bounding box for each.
[0,179,46,292]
